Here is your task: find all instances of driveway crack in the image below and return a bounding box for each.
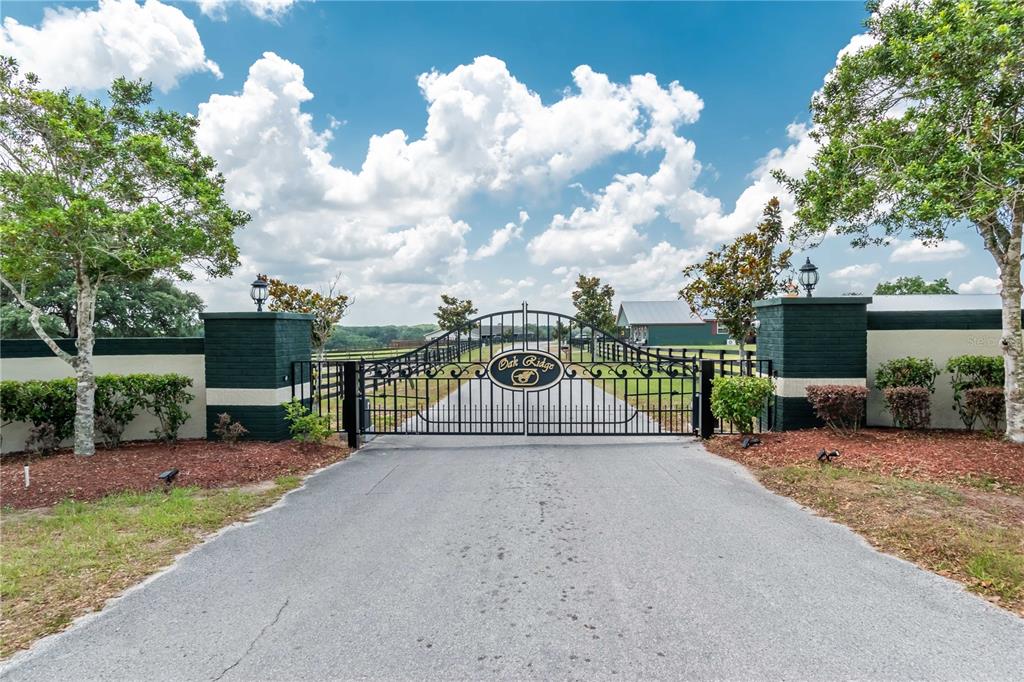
[212,597,290,681]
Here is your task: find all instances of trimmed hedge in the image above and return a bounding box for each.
[964,387,1005,434]
[883,386,931,429]
[805,385,867,435]
[0,374,194,453]
[946,355,1004,430]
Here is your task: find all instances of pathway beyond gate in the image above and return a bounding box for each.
[4,436,1022,680]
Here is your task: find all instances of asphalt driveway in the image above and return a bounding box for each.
[3,435,1023,680]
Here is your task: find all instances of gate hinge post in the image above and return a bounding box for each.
[342,360,360,449]
[698,359,715,439]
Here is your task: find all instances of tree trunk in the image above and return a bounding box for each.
[1000,240,1023,443]
[72,273,98,456]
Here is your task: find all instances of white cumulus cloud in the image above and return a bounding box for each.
[473,211,528,260]
[957,275,1001,294]
[197,0,298,21]
[889,239,968,263]
[831,263,881,282]
[1,0,221,91]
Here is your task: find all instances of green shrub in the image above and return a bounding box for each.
[0,378,76,451]
[94,375,146,449]
[282,399,332,444]
[963,387,1005,434]
[134,374,194,442]
[0,374,193,451]
[875,357,941,392]
[883,386,931,429]
[946,355,1004,430]
[805,384,868,435]
[710,375,774,435]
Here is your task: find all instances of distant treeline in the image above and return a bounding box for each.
[326,324,437,350]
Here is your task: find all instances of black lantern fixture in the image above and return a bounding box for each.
[250,275,269,312]
[798,258,819,298]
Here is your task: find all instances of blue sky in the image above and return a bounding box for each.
[0,1,1004,324]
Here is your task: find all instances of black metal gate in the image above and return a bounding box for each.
[291,304,773,446]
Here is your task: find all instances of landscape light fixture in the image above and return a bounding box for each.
[250,275,269,312]
[798,258,820,298]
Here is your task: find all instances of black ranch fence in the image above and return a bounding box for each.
[594,338,756,364]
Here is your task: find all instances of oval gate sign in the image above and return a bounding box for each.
[487,350,564,391]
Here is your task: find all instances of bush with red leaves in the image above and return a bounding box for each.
[883,386,931,429]
[805,384,868,435]
[964,387,1005,434]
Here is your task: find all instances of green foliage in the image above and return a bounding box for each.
[571,274,616,333]
[0,374,193,450]
[0,378,76,450]
[135,374,194,442]
[882,386,932,430]
[0,273,205,339]
[282,399,332,444]
[710,375,774,435]
[0,59,248,289]
[964,387,1005,434]
[94,375,145,449]
[212,412,248,444]
[947,355,1005,429]
[874,276,957,296]
[267,275,349,355]
[679,198,793,349]
[324,324,437,350]
[777,0,1022,254]
[875,357,940,393]
[805,384,868,435]
[434,294,478,332]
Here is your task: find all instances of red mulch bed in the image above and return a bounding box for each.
[705,428,1024,487]
[1,439,350,510]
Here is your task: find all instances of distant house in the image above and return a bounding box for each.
[616,301,725,346]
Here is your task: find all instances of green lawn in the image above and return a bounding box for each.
[568,349,694,432]
[0,479,300,658]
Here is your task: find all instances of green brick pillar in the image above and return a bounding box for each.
[200,312,313,441]
[753,297,871,430]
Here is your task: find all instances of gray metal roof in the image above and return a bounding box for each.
[617,301,704,325]
[868,294,1017,312]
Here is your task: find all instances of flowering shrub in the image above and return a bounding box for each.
[805,385,868,434]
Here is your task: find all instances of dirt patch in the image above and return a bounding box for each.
[1,438,349,509]
[705,428,1024,488]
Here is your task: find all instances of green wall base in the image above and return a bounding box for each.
[206,405,291,442]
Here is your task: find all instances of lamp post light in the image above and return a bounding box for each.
[250,275,269,312]
[798,258,819,298]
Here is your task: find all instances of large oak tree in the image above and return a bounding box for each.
[0,59,248,454]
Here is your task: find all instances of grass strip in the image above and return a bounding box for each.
[0,477,302,658]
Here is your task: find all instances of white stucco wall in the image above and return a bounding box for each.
[0,354,206,453]
[866,329,1003,429]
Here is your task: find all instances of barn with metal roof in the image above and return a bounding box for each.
[615,301,725,346]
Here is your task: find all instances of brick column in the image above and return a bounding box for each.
[754,297,871,430]
[200,312,313,441]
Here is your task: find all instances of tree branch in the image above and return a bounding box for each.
[0,272,75,365]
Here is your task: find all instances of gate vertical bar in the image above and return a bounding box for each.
[342,360,360,448]
[698,359,715,439]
